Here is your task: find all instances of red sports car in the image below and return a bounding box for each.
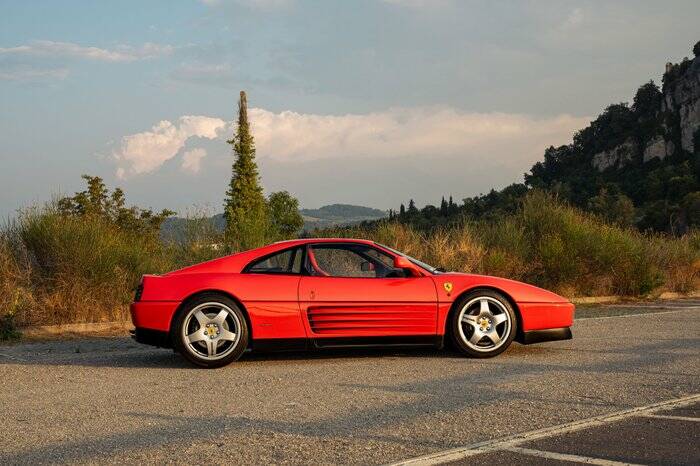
[131,238,574,367]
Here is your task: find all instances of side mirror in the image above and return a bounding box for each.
[393,256,422,276]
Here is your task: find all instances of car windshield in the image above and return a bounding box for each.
[375,243,440,274]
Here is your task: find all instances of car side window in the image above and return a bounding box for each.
[245,247,303,275]
[306,244,401,278]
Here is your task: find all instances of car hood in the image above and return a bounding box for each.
[435,272,570,303]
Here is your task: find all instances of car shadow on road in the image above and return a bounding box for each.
[0,337,566,369]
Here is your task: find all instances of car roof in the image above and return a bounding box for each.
[274,238,376,246]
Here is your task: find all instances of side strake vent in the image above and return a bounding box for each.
[307,305,435,335]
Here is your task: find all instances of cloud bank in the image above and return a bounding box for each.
[0,41,173,62]
[114,116,226,178]
[113,106,589,179]
[181,148,207,174]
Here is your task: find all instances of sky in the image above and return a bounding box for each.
[1,0,698,217]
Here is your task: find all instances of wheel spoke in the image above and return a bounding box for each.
[462,314,478,327]
[486,329,501,345]
[469,329,484,345]
[219,329,237,341]
[479,299,490,315]
[194,310,209,326]
[493,313,507,325]
[187,329,207,343]
[212,309,228,326]
[205,339,217,357]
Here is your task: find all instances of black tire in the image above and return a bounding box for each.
[172,293,249,368]
[450,289,517,358]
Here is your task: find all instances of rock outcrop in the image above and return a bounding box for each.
[663,57,700,153]
[642,136,674,162]
[591,52,699,172]
[592,139,637,171]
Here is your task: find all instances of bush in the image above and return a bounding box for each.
[1,206,176,328]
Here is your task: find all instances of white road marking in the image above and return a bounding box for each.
[390,393,700,466]
[642,413,700,422]
[504,446,641,466]
[580,308,700,320]
[0,352,27,362]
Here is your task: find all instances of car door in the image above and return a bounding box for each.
[298,243,438,343]
[239,246,307,341]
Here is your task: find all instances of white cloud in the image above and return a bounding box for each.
[113,107,589,179]
[0,41,173,62]
[181,148,207,174]
[249,107,589,169]
[0,66,69,81]
[114,116,226,178]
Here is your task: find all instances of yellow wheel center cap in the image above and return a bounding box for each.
[205,324,219,338]
[479,317,491,331]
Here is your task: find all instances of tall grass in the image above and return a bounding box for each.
[1,207,173,327]
[315,191,699,297]
[1,192,698,334]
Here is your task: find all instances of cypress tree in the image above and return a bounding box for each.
[223,91,270,251]
[408,199,418,214]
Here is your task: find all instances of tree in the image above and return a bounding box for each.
[632,81,662,118]
[587,188,636,227]
[268,191,304,238]
[223,91,270,251]
[440,196,448,215]
[407,199,418,215]
[399,203,406,217]
[694,40,700,57]
[57,175,173,236]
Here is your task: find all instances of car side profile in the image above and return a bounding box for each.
[131,238,574,368]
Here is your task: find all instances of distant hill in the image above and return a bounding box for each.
[161,203,386,242]
[300,204,386,230]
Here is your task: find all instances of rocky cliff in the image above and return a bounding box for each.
[521,40,700,232]
[590,52,699,172]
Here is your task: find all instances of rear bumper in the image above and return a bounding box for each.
[131,327,171,348]
[130,301,180,332]
[517,327,572,345]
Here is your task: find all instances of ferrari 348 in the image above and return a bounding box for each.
[131,238,574,367]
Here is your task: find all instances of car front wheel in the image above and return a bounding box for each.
[172,294,249,368]
[450,290,516,358]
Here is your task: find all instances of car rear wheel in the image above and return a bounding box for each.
[450,290,516,358]
[172,294,249,368]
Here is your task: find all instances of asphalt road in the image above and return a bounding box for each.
[1,301,698,465]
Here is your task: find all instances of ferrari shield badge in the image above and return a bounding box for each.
[443,282,453,294]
